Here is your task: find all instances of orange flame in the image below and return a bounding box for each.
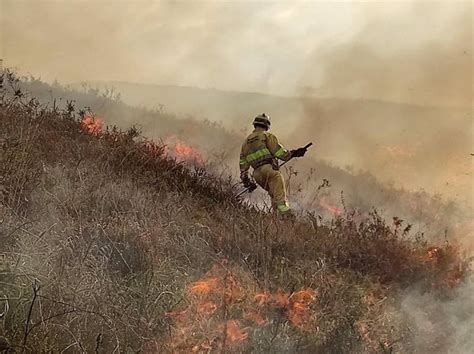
[319,197,343,216]
[254,289,317,329]
[272,290,290,308]
[197,301,218,315]
[166,263,318,351]
[427,247,441,261]
[164,135,204,163]
[220,320,249,343]
[223,276,245,303]
[287,290,317,328]
[81,115,103,135]
[291,289,316,303]
[254,292,271,307]
[190,278,219,296]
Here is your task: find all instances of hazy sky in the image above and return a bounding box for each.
[1,0,472,106]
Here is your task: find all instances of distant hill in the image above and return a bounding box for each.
[71,81,468,132]
[70,81,306,132]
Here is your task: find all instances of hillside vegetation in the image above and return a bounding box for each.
[0,71,472,352]
[20,76,471,244]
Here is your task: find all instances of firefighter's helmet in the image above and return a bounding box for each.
[253,113,271,130]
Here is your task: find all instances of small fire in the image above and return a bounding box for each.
[197,301,218,315]
[165,263,318,351]
[427,247,441,261]
[220,320,249,343]
[251,288,317,329]
[190,278,219,296]
[81,114,103,135]
[319,197,343,216]
[288,290,317,328]
[254,292,271,306]
[272,289,290,308]
[164,135,204,163]
[175,142,195,157]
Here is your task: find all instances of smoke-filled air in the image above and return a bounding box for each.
[0,0,472,352]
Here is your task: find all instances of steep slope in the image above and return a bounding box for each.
[1,72,472,352]
[23,77,473,246]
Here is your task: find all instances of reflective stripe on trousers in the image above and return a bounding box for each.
[276,203,290,213]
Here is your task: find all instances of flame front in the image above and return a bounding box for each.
[165,263,318,351]
[164,135,204,164]
[190,278,219,296]
[288,290,316,328]
[81,115,103,135]
[254,289,317,329]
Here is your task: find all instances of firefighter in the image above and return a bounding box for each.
[239,113,307,215]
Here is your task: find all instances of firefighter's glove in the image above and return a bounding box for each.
[242,176,257,192]
[247,182,257,192]
[291,147,307,158]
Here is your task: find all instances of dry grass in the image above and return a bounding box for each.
[0,71,471,353]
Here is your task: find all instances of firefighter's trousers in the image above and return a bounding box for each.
[252,164,290,214]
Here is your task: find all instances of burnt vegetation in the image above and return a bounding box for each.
[0,71,471,353]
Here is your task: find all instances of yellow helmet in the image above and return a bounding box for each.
[253,113,271,130]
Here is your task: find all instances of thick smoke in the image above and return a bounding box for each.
[1,1,322,94]
[400,275,474,353]
[301,2,472,107]
[3,1,470,106]
[291,1,472,204]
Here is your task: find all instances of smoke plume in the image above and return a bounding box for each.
[2,1,471,106]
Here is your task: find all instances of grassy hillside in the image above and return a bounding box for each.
[74,80,472,203]
[1,72,472,352]
[17,78,472,243]
[19,76,472,245]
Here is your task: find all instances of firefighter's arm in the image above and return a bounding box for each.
[266,133,292,161]
[239,147,252,186]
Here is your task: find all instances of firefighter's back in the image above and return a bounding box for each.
[241,129,267,157]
